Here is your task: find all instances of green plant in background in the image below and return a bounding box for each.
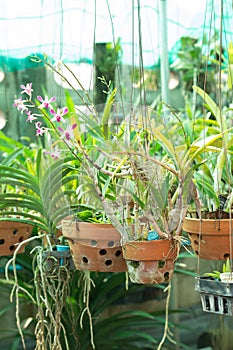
[203,258,232,280]
[95,38,122,77]
[0,129,96,349]
[171,31,221,94]
[188,85,233,214]
[0,150,84,349]
[0,151,81,235]
[94,38,122,105]
[0,254,197,350]
[226,41,233,90]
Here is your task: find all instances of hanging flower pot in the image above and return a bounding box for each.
[183,213,233,260]
[122,239,179,284]
[61,220,127,272]
[0,221,33,256]
[195,276,233,316]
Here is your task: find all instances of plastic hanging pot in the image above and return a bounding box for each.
[195,276,233,316]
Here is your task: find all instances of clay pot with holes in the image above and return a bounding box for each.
[183,216,233,260]
[0,221,33,256]
[61,220,127,272]
[122,239,179,284]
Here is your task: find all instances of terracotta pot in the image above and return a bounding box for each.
[61,220,127,272]
[183,217,233,260]
[0,221,33,256]
[122,239,179,284]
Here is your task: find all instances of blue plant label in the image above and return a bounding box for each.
[181,238,191,246]
[147,231,159,241]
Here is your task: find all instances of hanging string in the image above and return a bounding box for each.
[130,0,135,107]
[93,0,97,103]
[57,0,64,103]
[136,0,147,110]
[58,0,64,62]
[138,0,152,147]
[105,0,125,112]
[81,0,94,95]
[217,0,233,272]
[219,0,233,273]
[222,0,233,102]
[193,0,214,277]
[218,0,223,111]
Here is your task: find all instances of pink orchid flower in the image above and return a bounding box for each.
[44,148,62,160]
[58,124,77,141]
[26,110,37,123]
[50,107,68,123]
[13,97,28,112]
[37,95,56,109]
[20,83,33,97]
[35,122,46,136]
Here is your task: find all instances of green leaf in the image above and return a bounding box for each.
[36,147,42,179]
[101,88,117,139]
[1,147,25,165]
[192,85,226,131]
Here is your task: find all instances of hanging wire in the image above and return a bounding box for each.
[105,0,125,113]
[81,0,94,95]
[136,0,147,110]
[58,0,64,62]
[93,0,97,103]
[222,0,233,102]
[217,0,233,272]
[196,0,214,277]
[218,0,233,273]
[192,0,218,276]
[133,1,154,151]
[130,0,135,107]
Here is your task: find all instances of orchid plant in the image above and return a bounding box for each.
[11,76,212,243]
[11,55,228,243]
[13,81,179,241]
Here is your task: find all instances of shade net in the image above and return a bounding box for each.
[0,0,232,72]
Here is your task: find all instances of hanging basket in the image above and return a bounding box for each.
[122,239,179,284]
[183,216,233,260]
[195,276,233,316]
[61,220,127,272]
[0,221,33,256]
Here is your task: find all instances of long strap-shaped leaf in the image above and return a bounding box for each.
[193,85,227,132]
